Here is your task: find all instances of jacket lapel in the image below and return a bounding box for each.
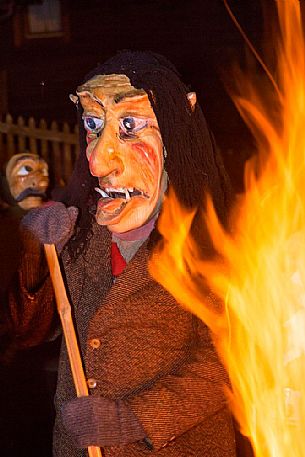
[102,239,152,310]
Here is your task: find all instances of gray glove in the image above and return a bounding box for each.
[21,201,78,253]
[61,396,146,448]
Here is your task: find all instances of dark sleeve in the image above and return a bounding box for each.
[126,318,230,451]
[4,227,59,349]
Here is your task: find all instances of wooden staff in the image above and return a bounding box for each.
[44,244,104,457]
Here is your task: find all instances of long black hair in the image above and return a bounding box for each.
[57,50,233,255]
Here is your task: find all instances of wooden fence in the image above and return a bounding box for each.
[0,113,79,186]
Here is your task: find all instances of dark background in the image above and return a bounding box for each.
[0,0,270,192]
[0,1,282,456]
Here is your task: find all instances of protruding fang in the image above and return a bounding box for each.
[125,189,131,201]
[131,189,143,197]
[95,186,147,199]
[95,187,109,198]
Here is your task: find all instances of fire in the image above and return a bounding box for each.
[150,1,305,456]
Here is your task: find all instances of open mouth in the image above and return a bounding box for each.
[95,186,148,201]
[94,186,150,222]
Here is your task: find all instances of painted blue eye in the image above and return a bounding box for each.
[83,116,104,134]
[17,165,32,176]
[123,117,136,131]
[120,116,148,134]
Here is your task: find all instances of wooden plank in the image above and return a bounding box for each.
[0,120,78,144]
[17,116,26,152]
[50,120,63,185]
[39,118,48,160]
[0,114,78,184]
[6,113,15,157]
[28,117,38,154]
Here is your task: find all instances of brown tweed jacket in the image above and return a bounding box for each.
[7,222,236,457]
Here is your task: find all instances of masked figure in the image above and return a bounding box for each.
[5,51,236,457]
[6,153,49,210]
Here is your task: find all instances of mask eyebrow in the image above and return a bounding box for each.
[82,112,104,119]
[14,155,37,164]
[114,89,146,104]
[76,90,105,108]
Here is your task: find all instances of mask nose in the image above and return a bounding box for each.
[26,172,40,188]
[88,135,124,179]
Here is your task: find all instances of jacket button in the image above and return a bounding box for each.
[89,338,101,349]
[87,378,97,389]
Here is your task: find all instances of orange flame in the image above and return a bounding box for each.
[150,1,305,456]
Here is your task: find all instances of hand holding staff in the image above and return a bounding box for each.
[44,243,104,457]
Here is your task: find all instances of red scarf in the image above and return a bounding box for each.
[111,215,158,277]
[111,242,127,277]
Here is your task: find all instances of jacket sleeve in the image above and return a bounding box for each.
[4,227,59,349]
[125,317,230,451]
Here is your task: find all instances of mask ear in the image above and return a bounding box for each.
[69,94,79,105]
[187,92,197,112]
